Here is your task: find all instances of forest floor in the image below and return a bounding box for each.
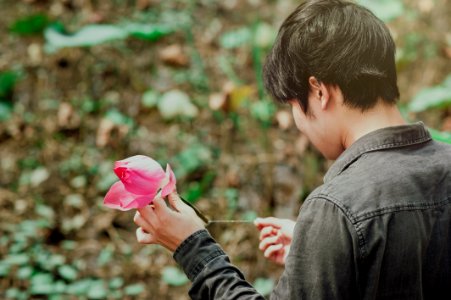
[0,0,450,299]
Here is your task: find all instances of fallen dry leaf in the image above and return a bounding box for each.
[209,92,227,111]
[58,102,81,129]
[96,118,115,147]
[442,117,451,132]
[159,44,189,67]
[275,110,292,130]
[209,82,255,112]
[136,0,151,10]
[296,134,309,155]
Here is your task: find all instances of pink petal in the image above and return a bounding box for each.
[114,155,166,195]
[161,164,177,197]
[104,181,155,211]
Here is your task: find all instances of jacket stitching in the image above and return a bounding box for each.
[304,195,368,259]
[355,197,451,222]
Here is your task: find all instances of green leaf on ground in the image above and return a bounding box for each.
[124,23,173,41]
[253,22,277,48]
[142,89,160,108]
[66,279,92,296]
[174,142,212,178]
[124,283,145,295]
[44,25,128,51]
[357,0,404,22]
[408,76,451,112]
[429,128,451,144]
[0,262,10,276]
[0,102,12,121]
[220,27,252,49]
[0,71,19,99]
[161,266,189,286]
[97,245,114,266]
[17,266,33,279]
[10,14,49,35]
[250,100,276,125]
[4,254,29,266]
[58,265,78,281]
[253,277,275,296]
[109,277,124,289]
[44,23,174,52]
[105,109,134,127]
[87,280,108,299]
[30,272,55,295]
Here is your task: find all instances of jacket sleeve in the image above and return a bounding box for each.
[270,197,360,300]
[173,229,265,300]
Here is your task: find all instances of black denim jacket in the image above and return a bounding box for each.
[174,122,451,300]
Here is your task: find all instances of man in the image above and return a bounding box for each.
[133,0,451,299]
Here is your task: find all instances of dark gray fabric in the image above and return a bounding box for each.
[174,122,451,300]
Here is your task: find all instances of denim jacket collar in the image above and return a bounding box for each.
[324,122,432,183]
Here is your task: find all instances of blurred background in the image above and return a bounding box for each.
[0,0,450,299]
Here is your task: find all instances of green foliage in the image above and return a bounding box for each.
[183,171,216,203]
[105,108,134,127]
[225,188,239,217]
[142,89,160,108]
[220,27,252,49]
[125,23,173,41]
[97,245,114,266]
[408,76,451,112]
[124,283,145,295]
[44,23,173,52]
[10,14,49,35]
[0,102,12,121]
[109,277,124,289]
[220,23,276,50]
[0,70,20,121]
[2,2,448,299]
[86,280,108,299]
[161,266,189,286]
[0,216,147,298]
[397,33,438,68]
[241,210,258,222]
[44,25,127,51]
[58,265,78,281]
[173,142,213,178]
[428,128,451,144]
[357,0,404,22]
[250,100,276,127]
[253,22,277,49]
[0,71,19,100]
[253,277,275,296]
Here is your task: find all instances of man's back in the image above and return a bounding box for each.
[276,123,451,299]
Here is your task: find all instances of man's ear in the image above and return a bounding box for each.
[308,76,330,110]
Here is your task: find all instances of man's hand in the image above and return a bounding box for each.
[254,217,295,265]
[133,192,205,252]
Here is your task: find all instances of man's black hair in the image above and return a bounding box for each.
[263,0,400,112]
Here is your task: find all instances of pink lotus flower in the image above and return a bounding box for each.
[104,155,176,211]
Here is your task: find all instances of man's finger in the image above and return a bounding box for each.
[259,235,280,251]
[259,226,277,240]
[136,227,155,244]
[254,217,283,229]
[138,205,158,228]
[134,211,153,232]
[167,192,182,212]
[152,196,168,213]
[264,243,284,258]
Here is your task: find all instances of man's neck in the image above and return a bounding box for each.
[341,103,406,149]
